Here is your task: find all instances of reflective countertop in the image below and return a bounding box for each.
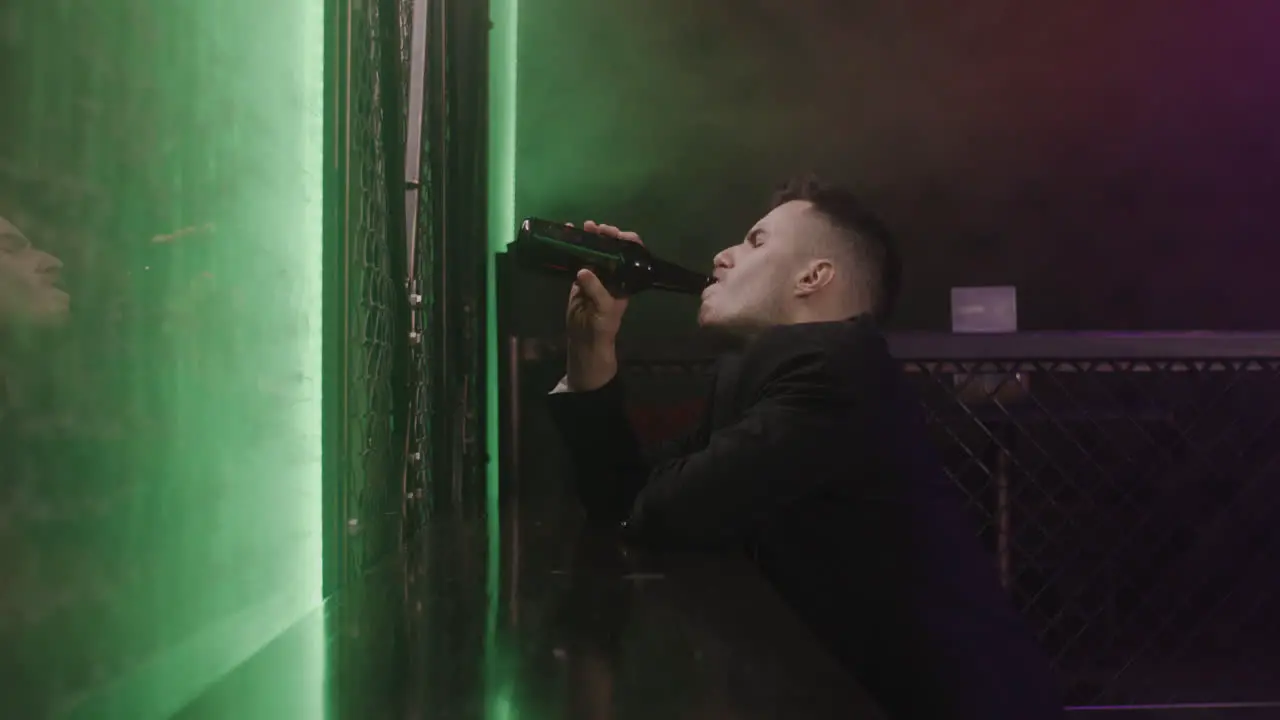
[175,503,884,719]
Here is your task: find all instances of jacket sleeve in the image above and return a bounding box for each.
[546,374,709,525]
[627,349,845,549]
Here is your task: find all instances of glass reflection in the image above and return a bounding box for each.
[0,214,69,329]
[1,1,324,716]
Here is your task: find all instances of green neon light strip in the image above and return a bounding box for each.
[299,0,326,613]
[487,0,519,479]
[298,1,326,716]
[485,0,518,714]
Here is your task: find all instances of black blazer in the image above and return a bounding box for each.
[548,315,1064,720]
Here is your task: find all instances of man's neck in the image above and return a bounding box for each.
[786,301,867,327]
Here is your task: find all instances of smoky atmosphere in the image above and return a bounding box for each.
[514,0,1280,337]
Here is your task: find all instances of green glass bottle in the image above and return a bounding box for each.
[511,218,715,297]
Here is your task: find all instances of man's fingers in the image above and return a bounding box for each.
[580,219,644,246]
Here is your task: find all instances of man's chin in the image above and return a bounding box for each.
[14,295,72,329]
[697,313,753,342]
[36,310,71,328]
[39,291,72,324]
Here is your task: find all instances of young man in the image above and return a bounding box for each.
[0,213,69,330]
[547,177,1064,719]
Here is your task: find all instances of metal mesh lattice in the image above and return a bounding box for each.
[566,345,1280,709]
[406,159,436,526]
[398,0,416,77]
[404,0,490,520]
[906,359,1280,706]
[404,0,436,529]
[342,0,403,570]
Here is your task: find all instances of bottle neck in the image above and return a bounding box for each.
[645,256,715,295]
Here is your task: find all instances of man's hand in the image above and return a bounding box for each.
[565,220,642,391]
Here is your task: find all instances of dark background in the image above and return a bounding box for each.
[505,7,1280,705]
[513,0,1280,338]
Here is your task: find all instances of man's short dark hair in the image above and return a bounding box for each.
[771,175,902,323]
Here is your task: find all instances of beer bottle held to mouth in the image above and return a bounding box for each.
[510,218,715,297]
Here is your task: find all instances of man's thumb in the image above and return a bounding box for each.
[575,268,612,303]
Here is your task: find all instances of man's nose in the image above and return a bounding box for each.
[36,251,63,273]
[712,247,733,272]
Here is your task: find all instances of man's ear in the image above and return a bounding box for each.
[795,258,836,297]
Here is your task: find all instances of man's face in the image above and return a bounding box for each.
[698,200,824,334]
[0,215,69,327]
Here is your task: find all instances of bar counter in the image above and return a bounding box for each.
[177,502,885,719]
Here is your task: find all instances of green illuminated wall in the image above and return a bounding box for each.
[0,2,324,717]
